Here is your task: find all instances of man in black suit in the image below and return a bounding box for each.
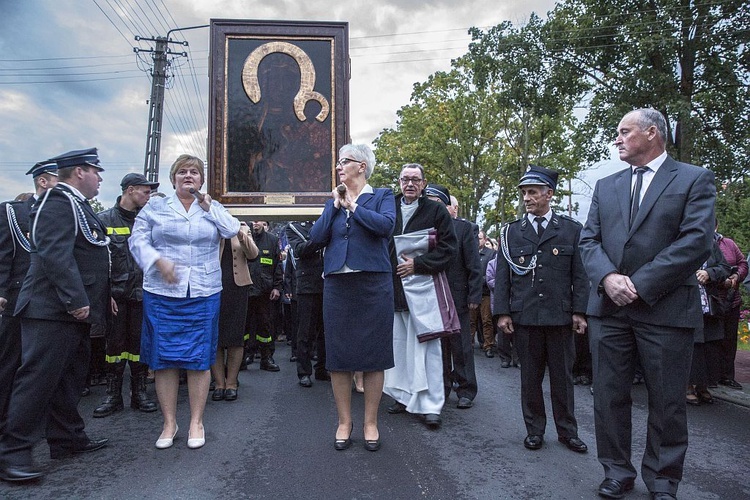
[0,148,110,482]
[0,161,58,432]
[579,108,716,500]
[493,165,589,455]
[286,221,327,387]
[424,185,482,409]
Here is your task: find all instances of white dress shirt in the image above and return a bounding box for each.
[129,193,240,298]
[630,150,667,205]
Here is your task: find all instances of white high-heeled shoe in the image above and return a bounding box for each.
[187,426,205,449]
[155,425,178,449]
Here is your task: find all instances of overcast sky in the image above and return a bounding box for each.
[0,0,623,219]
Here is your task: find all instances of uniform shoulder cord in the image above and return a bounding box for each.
[32,189,111,249]
[6,203,30,254]
[499,223,537,276]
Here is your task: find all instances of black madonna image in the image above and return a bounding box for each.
[209,20,349,208]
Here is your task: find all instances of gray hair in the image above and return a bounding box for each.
[400,163,425,180]
[630,108,668,143]
[339,144,375,179]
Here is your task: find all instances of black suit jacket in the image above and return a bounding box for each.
[14,184,110,325]
[0,197,34,314]
[579,156,716,327]
[445,217,483,312]
[286,221,323,295]
[390,195,457,311]
[493,212,588,326]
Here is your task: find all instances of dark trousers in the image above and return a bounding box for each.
[0,315,22,433]
[497,331,518,365]
[514,324,577,438]
[246,294,275,358]
[0,318,91,466]
[105,299,148,377]
[718,304,741,380]
[295,293,325,377]
[589,315,692,496]
[286,300,298,356]
[441,309,478,401]
[573,330,592,378]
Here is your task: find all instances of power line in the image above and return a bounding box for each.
[91,0,134,48]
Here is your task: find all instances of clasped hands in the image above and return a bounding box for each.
[331,187,357,212]
[602,273,639,307]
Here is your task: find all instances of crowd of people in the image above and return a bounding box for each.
[0,109,747,500]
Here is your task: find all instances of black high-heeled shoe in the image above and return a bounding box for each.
[334,423,353,451]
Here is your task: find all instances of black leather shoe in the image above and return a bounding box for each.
[315,371,331,381]
[52,438,109,459]
[364,438,381,451]
[0,465,43,482]
[632,374,644,385]
[289,355,298,362]
[558,436,588,453]
[424,414,441,429]
[484,349,495,358]
[260,358,280,372]
[334,424,353,451]
[76,438,109,454]
[224,388,238,401]
[387,401,406,414]
[80,386,90,397]
[597,478,634,499]
[457,397,474,409]
[523,434,543,450]
[651,493,676,500]
[719,378,743,390]
[211,388,225,401]
[500,360,511,368]
[299,375,312,388]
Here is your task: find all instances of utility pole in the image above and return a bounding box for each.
[134,35,188,183]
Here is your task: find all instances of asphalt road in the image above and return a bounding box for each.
[1,342,749,499]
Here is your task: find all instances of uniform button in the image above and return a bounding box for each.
[538,293,544,297]
[538,279,544,283]
[344,235,348,239]
[537,250,542,254]
[537,264,543,268]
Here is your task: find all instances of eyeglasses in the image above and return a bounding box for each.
[399,177,423,185]
[336,158,361,167]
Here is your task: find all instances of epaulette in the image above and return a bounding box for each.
[558,213,583,226]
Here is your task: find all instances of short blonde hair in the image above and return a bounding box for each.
[169,154,204,187]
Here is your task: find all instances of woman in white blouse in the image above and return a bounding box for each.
[129,154,240,450]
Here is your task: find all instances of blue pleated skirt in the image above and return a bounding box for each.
[141,290,220,371]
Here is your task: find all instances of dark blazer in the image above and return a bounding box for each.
[494,212,588,326]
[14,184,110,325]
[0,197,34,314]
[579,156,716,327]
[390,195,457,311]
[309,187,396,276]
[286,221,324,295]
[445,217,483,312]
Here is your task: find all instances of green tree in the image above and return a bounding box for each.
[373,58,508,225]
[467,15,587,228]
[541,0,749,175]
